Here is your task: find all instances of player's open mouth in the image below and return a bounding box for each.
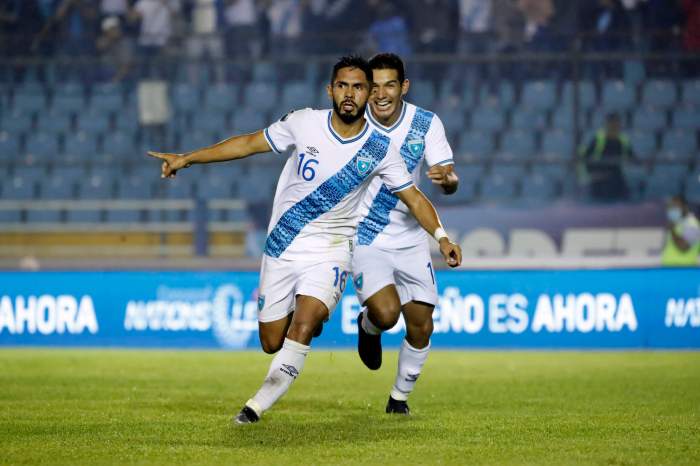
[342,102,355,111]
[375,100,391,110]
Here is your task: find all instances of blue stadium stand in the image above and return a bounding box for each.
[532,162,568,181]
[1,109,33,134]
[561,81,597,111]
[281,81,316,111]
[90,83,124,114]
[521,172,558,201]
[252,62,277,82]
[35,108,72,136]
[102,131,136,161]
[491,164,527,182]
[408,80,436,108]
[642,80,677,108]
[661,130,697,156]
[623,164,648,199]
[76,109,111,134]
[13,89,47,114]
[470,104,506,132]
[632,106,667,132]
[172,83,200,114]
[242,83,277,113]
[681,80,700,106]
[51,92,86,115]
[521,80,557,112]
[0,131,20,162]
[437,107,466,143]
[601,81,636,112]
[191,112,227,135]
[685,171,700,204]
[671,105,699,131]
[63,131,98,163]
[40,176,75,199]
[510,107,548,131]
[1,175,36,199]
[628,129,657,161]
[24,133,60,160]
[479,82,516,109]
[550,107,586,131]
[480,173,518,202]
[540,130,574,160]
[232,107,266,134]
[500,130,537,160]
[456,131,494,162]
[203,84,239,113]
[52,166,87,185]
[644,171,683,200]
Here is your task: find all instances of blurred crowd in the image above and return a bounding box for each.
[1,0,698,64]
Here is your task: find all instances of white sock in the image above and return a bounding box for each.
[361,307,382,336]
[390,339,430,401]
[246,338,310,416]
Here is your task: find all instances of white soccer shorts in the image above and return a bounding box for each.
[351,240,438,307]
[257,254,352,323]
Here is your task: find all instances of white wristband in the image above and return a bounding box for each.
[433,227,448,242]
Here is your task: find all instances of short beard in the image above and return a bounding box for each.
[332,100,367,124]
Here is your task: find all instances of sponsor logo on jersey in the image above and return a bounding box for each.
[407,137,424,157]
[258,295,265,311]
[280,364,299,378]
[356,154,372,175]
[354,273,364,290]
[306,146,319,155]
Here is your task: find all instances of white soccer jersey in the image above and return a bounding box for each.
[262,108,414,261]
[356,101,454,249]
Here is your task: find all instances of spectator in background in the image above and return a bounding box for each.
[492,0,525,52]
[96,15,134,82]
[223,0,262,59]
[409,0,456,54]
[266,0,303,57]
[184,0,225,83]
[662,196,700,267]
[579,0,631,77]
[1,0,46,57]
[458,0,493,54]
[578,112,637,202]
[681,0,700,53]
[302,0,367,54]
[128,0,180,77]
[367,1,412,57]
[34,0,100,58]
[100,0,130,18]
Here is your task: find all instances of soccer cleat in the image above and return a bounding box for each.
[357,312,382,370]
[233,405,260,424]
[385,396,410,415]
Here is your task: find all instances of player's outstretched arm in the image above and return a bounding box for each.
[147,130,272,178]
[395,186,462,268]
[426,164,459,195]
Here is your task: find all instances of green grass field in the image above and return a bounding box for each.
[0,349,698,466]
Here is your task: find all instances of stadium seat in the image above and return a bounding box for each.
[643,172,683,200]
[457,132,494,161]
[479,174,518,202]
[623,60,645,86]
[238,171,277,203]
[623,164,647,200]
[550,107,586,131]
[510,107,548,131]
[541,130,574,159]
[115,175,151,199]
[25,133,59,160]
[14,166,47,183]
[628,130,657,161]
[671,105,699,131]
[0,131,20,161]
[632,106,667,132]
[35,109,72,136]
[601,81,636,112]
[172,83,200,114]
[642,80,677,108]
[521,172,557,201]
[0,109,33,134]
[76,110,111,134]
[280,81,315,111]
[561,81,597,110]
[52,166,87,185]
[500,131,536,159]
[203,84,239,113]
[242,83,277,112]
[63,131,98,163]
[437,108,466,143]
[232,107,266,134]
[521,81,557,111]
[652,163,688,182]
[196,174,233,199]
[52,93,86,114]
[102,131,136,161]
[532,162,567,180]
[191,112,227,135]
[661,130,697,156]
[13,91,47,114]
[40,176,75,199]
[252,62,277,82]
[1,176,36,199]
[408,80,436,108]
[76,174,114,200]
[479,82,516,109]
[684,171,700,204]
[491,164,526,181]
[180,130,218,153]
[681,80,700,106]
[470,105,505,132]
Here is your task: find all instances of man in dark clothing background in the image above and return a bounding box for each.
[578,112,637,202]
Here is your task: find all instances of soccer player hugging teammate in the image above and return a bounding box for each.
[354,53,459,415]
[147,55,461,424]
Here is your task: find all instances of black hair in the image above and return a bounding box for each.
[330,55,372,85]
[368,52,406,83]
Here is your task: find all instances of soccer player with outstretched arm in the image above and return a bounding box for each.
[147,56,461,424]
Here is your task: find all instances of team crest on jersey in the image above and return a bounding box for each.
[407,138,425,157]
[257,295,265,311]
[356,154,372,175]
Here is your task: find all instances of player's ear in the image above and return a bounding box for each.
[326,83,333,101]
[401,79,410,97]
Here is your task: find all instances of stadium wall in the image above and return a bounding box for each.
[0,270,698,349]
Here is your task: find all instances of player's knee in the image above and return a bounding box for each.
[407,318,433,343]
[259,335,284,354]
[369,304,401,330]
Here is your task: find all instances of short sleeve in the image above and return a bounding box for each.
[423,114,454,168]
[378,143,414,194]
[264,110,301,154]
[681,219,700,244]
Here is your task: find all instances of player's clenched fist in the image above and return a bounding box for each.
[147,151,191,178]
[438,238,462,268]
